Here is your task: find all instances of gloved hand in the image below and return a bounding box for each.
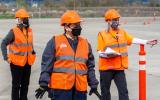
[89,88,97,96]
[89,88,102,100]
[35,86,48,99]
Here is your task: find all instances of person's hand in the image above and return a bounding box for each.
[6,58,11,64]
[147,39,158,47]
[35,86,48,99]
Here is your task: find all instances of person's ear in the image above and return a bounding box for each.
[108,20,112,24]
[15,18,22,24]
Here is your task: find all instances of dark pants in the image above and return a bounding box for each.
[100,70,129,100]
[10,63,31,100]
[51,88,87,100]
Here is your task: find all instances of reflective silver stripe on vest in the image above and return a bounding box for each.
[75,57,87,63]
[104,43,127,50]
[56,56,74,60]
[121,52,128,56]
[9,49,33,56]
[99,52,128,58]
[53,67,87,75]
[56,56,87,63]
[11,42,32,47]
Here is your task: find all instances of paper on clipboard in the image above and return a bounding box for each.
[98,48,121,58]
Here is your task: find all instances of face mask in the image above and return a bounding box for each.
[22,18,30,28]
[111,20,119,30]
[71,26,82,36]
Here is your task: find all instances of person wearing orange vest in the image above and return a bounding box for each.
[1,9,36,100]
[97,9,157,100]
[35,10,99,100]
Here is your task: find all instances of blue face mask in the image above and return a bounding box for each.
[111,20,119,30]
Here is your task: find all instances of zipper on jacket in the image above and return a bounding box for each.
[65,34,77,89]
[72,37,77,89]
[73,38,78,90]
[74,51,76,89]
[27,30,28,63]
[116,33,123,68]
[22,28,29,64]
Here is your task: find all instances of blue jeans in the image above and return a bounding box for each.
[51,88,87,100]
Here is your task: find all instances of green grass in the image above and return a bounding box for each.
[0,14,14,19]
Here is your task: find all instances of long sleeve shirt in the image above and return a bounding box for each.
[1,29,15,60]
[132,38,148,44]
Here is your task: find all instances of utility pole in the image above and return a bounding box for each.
[31,0,33,5]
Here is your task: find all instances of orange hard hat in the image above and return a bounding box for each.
[15,8,30,18]
[105,9,121,21]
[61,10,81,26]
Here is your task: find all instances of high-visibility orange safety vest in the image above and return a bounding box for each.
[8,26,36,67]
[50,34,89,92]
[97,28,133,70]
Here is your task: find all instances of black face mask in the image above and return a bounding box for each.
[22,18,30,29]
[111,20,119,30]
[71,26,82,36]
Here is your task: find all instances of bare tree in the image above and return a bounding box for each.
[16,0,26,8]
[149,0,157,6]
[44,0,54,8]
